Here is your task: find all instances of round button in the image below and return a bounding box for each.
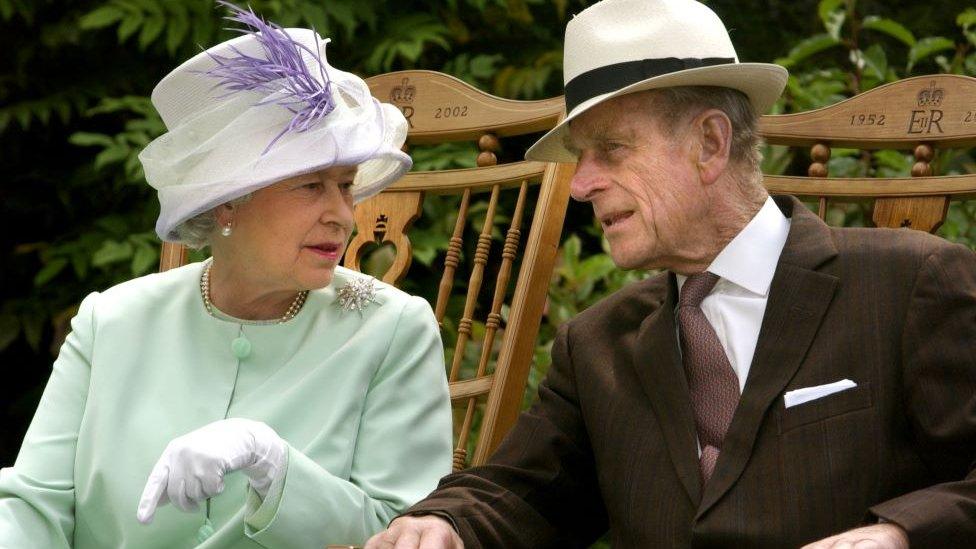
[231,336,251,359]
[196,518,215,543]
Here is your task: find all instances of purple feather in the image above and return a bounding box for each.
[204,1,336,154]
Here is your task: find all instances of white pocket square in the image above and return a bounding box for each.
[783,379,857,408]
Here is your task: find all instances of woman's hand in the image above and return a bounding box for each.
[136,418,287,524]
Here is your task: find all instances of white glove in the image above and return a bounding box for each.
[136,418,287,524]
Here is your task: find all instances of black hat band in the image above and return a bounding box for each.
[563,57,736,113]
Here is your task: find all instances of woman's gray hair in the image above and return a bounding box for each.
[173,193,253,250]
[646,86,762,173]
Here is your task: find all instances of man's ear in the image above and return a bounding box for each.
[694,109,733,185]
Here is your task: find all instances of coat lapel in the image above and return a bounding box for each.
[696,196,840,518]
[633,274,703,506]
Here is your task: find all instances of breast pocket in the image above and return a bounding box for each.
[778,381,873,434]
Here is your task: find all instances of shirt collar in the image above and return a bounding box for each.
[705,196,791,297]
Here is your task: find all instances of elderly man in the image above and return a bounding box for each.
[366,0,976,547]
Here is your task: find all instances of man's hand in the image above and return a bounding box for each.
[364,515,463,549]
[802,523,909,549]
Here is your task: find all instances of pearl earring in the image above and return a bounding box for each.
[221,223,233,237]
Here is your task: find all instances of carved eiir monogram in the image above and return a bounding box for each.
[373,214,388,243]
[908,81,945,135]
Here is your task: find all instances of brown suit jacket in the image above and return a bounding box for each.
[409,196,976,548]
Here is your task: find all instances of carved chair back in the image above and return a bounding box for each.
[159,70,573,471]
[759,74,976,232]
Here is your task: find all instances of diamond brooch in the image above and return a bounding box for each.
[336,277,379,314]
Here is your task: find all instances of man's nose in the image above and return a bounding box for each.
[569,153,607,202]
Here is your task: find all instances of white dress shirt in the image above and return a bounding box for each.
[675,197,791,392]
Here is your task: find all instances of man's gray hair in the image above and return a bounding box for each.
[173,193,252,249]
[648,86,762,173]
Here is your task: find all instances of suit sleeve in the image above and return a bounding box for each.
[869,242,976,546]
[405,322,608,549]
[243,296,453,548]
[0,292,100,548]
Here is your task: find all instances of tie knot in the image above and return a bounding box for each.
[679,272,719,308]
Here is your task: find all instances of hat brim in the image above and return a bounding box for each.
[525,62,787,162]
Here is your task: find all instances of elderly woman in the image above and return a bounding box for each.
[0,5,452,548]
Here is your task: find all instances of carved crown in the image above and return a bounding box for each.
[390,78,416,103]
[917,81,945,107]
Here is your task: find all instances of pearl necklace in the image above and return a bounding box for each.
[200,261,308,324]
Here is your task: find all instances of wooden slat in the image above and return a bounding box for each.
[760,74,976,148]
[159,241,187,272]
[387,160,548,194]
[449,375,494,401]
[763,173,976,199]
[367,70,564,143]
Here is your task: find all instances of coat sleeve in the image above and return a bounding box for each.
[0,292,100,548]
[243,295,453,548]
[405,322,609,549]
[869,242,976,547]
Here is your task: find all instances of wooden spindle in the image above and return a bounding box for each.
[434,189,471,327]
[448,185,500,382]
[477,133,500,167]
[911,143,934,177]
[808,142,830,178]
[452,447,468,472]
[455,181,530,472]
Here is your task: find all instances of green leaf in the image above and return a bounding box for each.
[117,12,143,42]
[957,7,976,28]
[71,252,89,279]
[165,8,189,54]
[79,6,124,29]
[908,36,956,72]
[861,44,888,83]
[34,257,69,287]
[0,314,20,352]
[69,132,114,147]
[817,0,845,28]
[130,241,157,275]
[21,313,43,352]
[862,16,915,47]
[958,8,976,46]
[94,144,130,170]
[92,239,134,267]
[823,6,845,40]
[95,215,130,236]
[138,14,164,49]
[775,34,841,68]
[323,1,357,37]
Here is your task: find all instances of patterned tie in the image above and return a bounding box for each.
[677,272,741,484]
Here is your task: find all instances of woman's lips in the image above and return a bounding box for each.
[305,242,343,260]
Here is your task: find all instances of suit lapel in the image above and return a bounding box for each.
[697,196,840,518]
[633,274,703,506]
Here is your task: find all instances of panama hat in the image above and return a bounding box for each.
[140,3,411,241]
[525,0,788,162]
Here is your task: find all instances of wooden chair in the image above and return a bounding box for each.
[159,69,573,471]
[759,74,976,232]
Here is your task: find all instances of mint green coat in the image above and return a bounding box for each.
[0,263,453,548]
